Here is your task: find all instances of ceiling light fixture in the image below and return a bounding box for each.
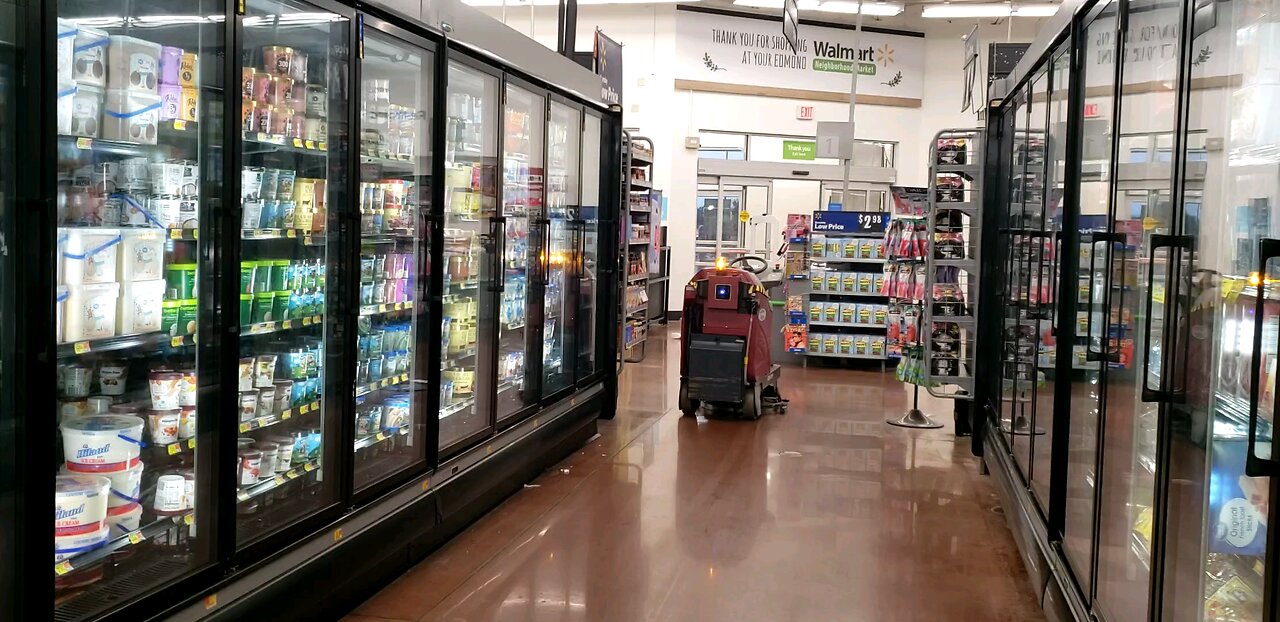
[464,0,698,6]
[733,0,903,15]
[921,2,1057,18]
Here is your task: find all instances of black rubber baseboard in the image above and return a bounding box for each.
[201,394,602,622]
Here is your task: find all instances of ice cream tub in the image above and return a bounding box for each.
[160,46,182,86]
[55,474,110,535]
[54,523,110,563]
[179,87,198,122]
[257,386,276,415]
[63,282,120,342]
[70,83,103,138]
[178,368,197,407]
[252,442,279,476]
[147,409,180,444]
[263,46,296,77]
[103,89,161,144]
[178,406,196,439]
[179,53,198,87]
[61,415,145,472]
[161,300,180,335]
[177,299,197,335]
[148,370,182,410]
[159,83,182,121]
[118,193,163,228]
[238,391,258,422]
[57,19,77,84]
[118,278,165,335]
[61,460,143,508]
[98,360,127,396]
[251,291,274,323]
[107,35,161,93]
[118,229,165,281]
[72,27,109,87]
[106,502,143,536]
[238,357,254,392]
[239,449,262,485]
[165,263,195,299]
[254,354,277,388]
[152,474,185,514]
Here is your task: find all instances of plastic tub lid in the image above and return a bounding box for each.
[62,414,145,433]
[55,474,111,499]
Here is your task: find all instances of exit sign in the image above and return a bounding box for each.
[1083,102,1099,118]
[796,105,814,120]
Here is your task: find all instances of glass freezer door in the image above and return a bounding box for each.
[440,60,499,451]
[352,23,433,492]
[50,1,223,616]
[496,84,543,425]
[544,101,580,397]
[0,3,17,617]
[235,0,348,547]
[577,112,602,382]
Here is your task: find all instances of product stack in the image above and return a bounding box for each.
[922,130,983,398]
[625,136,656,362]
[782,214,811,354]
[242,46,328,146]
[804,210,891,361]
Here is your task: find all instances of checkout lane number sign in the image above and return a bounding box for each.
[812,210,887,234]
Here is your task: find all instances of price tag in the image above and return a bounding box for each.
[236,491,250,502]
[304,462,316,472]
[302,316,313,326]
[299,404,310,414]
[75,137,93,150]
[292,138,304,148]
[304,140,315,149]
[256,132,268,142]
[73,342,91,354]
[127,531,145,545]
[378,304,388,312]
[381,379,390,388]
[274,475,286,485]
[405,301,413,309]
[281,410,292,420]
[238,422,250,433]
[187,438,196,449]
[184,513,194,525]
[304,235,313,245]
[286,229,297,238]
[167,443,180,455]
[55,561,74,576]
[282,320,293,329]
[311,401,320,410]
[287,469,300,479]
[375,433,387,442]
[171,336,185,347]
[173,120,187,131]
[318,142,327,151]
[170,229,183,240]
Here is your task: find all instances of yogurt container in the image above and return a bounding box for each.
[119,279,165,335]
[105,502,143,535]
[63,283,120,342]
[61,415,145,472]
[107,35,161,93]
[54,523,110,563]
[159,46,182,86]
[55,474,111,536]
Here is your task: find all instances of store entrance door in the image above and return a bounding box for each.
[694,176,773,270]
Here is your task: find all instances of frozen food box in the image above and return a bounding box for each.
[841,238,859,258]
[70,84,104,138]
[841,272,856,293]
[838,335,854,354]
[855,336,870,355]
[857,305,873,325]
[840,303,855,324]
[826,272,840,292]
[57,19,77,85]
[118,279,165,335]
[108,35,161,94]
[103,89,160,144]
[822,334,837,354]
[858,273,874,293]
[823,302,838,322]
[811,271,825,291]
[72,27,109,87]
[809,302,823,322]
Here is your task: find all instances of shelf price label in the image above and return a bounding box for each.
[274,475,286,485]
[303,462,317,472]
[286,229,297,239]
[304,140,316,149]
[302,316,313,326]
[126,531,145,545]
[73,341,91,354]
[54,561,74,576]
[184,514,194,525]
[75,137,93,150]
[167,443,180,455]
[171,336,185,347]
[187,438,196,449]
[813,211,888,234]
[281,410,292,420]
[299,404,310,414]
[292,138,304,148]
[238,422,251,433]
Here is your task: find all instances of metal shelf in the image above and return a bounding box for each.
[241,315,325,337]
[356,373,411,398]
[236,459,322,503]
[353,426,410,451]
[237,400,321,434]
[58,331,196,359]
[53,512,194,577]
[358,301,414,317]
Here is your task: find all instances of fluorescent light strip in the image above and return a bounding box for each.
[464,0,697,5]
[733,0,903,15]
[922,3,1058,18]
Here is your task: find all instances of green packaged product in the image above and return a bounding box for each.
[239,293,253,323]
[166,263,197,299]
[270,260,291,291]
[254,262,272,294]
[273,291,291,320]
[177,299,198,335]
[252,292,275,323]
[161,300,182,335]
[240,261,258,295]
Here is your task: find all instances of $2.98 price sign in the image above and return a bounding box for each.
[812,211,887,234]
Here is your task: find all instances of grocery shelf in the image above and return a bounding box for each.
[626,273,647,284]
[806,350,887,360]
[359,155,416,172]
[237,400,321,434]
[355,373,411,398]
[629,179,652,190]
[628,238,651,245]
[440,396,474,419]
[358,301,414,317]
[446,346,476,362]
[58,122,197,157]
[240,315,325,337]
[236,459,322,503]
[809,291,885,299]
[811,257,887,264]
[53,511,195,577]
[241,228,326,245]
[354,426,410,451]
[627,305,648,316]
[242,132,328,156]
[58,331,196,359]
[807,321,887,329]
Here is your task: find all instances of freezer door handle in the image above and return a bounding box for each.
[1247,238,1280,477]
[488,217,506,293]
[1085,232,1126,363]
[1141,233,1193,402]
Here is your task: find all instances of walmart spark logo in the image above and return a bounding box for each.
[876,44,895,67]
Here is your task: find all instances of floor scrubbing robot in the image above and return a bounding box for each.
[677,257,783,419]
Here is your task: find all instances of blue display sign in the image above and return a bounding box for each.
[812,211,889,234]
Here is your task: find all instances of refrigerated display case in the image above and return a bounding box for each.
[975,0,1280,620]
[351,18,433,493]
[8,0,621,618]
[544,99,580,398]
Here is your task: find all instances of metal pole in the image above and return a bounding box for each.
[840,1,865,210]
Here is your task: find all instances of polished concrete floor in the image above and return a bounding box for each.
[347,326,1045,622]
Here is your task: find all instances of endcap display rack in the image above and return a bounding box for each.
[924,129,983,400]
[804,210,892,363]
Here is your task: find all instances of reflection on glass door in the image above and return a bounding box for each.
[543,101,579,397]
[1063,0,1120,593]
[50,0,223,616]
[440,60,498,451]
[235,0,347,546]
[351,24,432,492]
[497,83,542,425]
[1157,0,1278,618]
[0,3,17,617]
[578,112,601,381]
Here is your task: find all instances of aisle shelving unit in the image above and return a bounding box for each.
[804,211,891,362]
[624,136,655,362]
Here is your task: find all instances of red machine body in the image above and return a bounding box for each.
[679,266,773,384]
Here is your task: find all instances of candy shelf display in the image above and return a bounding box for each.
[923,129,983,399]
